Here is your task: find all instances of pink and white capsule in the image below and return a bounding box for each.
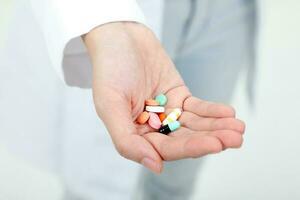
[162,108,182,125]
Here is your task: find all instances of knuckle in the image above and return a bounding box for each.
[211,142,223,153]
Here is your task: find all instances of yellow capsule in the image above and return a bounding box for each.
[162,108,182,125]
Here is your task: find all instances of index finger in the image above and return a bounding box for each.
[183,96,235,118]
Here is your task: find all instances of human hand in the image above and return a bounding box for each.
[84,22,245,173]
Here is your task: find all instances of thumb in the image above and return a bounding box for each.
[94,90,163,173]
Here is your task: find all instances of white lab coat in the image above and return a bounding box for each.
[0,0,163,199]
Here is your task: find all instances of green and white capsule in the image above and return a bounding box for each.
[159,121,181,135]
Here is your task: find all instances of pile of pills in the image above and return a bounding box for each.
[136,94,182,135]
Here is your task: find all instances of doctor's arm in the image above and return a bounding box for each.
[29,0,245,173]
[29,0,146,77]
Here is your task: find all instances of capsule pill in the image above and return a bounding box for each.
[162,108,182,125]
[159,121,181,135]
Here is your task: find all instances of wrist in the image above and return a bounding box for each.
[83,22,150,56]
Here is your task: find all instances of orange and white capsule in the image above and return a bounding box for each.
[162,108,182,125]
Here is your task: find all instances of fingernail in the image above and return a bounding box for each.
[141,157,161,174]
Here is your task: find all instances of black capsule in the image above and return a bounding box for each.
[159,121,181,135]
[159,124,171,135]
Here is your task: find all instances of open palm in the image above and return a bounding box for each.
[84,22,245,173]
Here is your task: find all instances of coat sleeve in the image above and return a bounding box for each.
[29,0,146,82]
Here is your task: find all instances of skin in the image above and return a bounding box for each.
[83,22,245,173]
